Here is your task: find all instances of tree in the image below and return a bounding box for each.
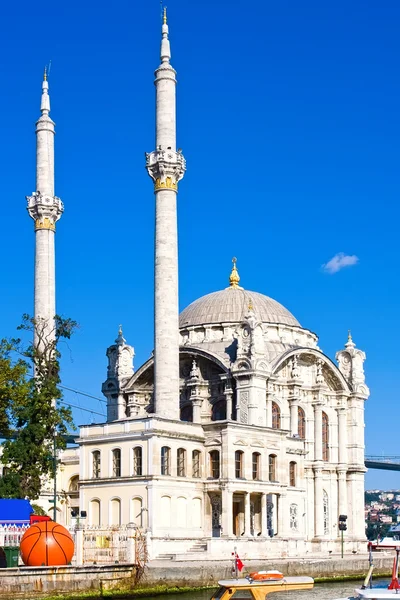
[0,314,77,500]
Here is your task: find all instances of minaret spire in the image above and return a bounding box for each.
[27,72,64,349]
[146,13,186,420]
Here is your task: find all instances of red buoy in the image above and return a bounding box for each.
[20,521,74,566]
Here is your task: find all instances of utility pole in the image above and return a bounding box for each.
[53,433,57,521]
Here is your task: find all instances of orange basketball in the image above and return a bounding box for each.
[20,521,74,566]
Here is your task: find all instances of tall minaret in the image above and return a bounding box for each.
[27,70,64,349]
[146,10,186,420]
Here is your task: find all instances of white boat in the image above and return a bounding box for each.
[332,546,400,600]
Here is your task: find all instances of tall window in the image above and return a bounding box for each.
[289,461,296,487]
[180,405,193,422]
[192,450,201,478]
[92,451,101,479]
[161,446,171,475]
[177,448,186,477]
[272,402,281,429]
[323,490,329,535]
[209,450,220,479]
[322,412,329,461]
[252,452,260,480]
[235,450,244,478]
[133,447,142,476]
[298,406,306,439]
[212,400,226,421]
[112,449,121,477]
[268,454,277,482]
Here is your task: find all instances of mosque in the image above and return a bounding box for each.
[26,11,369,559]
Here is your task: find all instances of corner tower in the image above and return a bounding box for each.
[146,10,186,419]
[27,70,64,348]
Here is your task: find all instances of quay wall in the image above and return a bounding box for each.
[0,563,135,597]
[0,555,395,598]
[145,555,395,587]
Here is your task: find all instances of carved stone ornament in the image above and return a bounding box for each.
[291,354,300,379]
[239,391,249,424]
[27,192,64,231]
[316,359,324,385]
[145,147,186,191]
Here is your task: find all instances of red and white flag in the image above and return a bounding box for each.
[236,554,244,572]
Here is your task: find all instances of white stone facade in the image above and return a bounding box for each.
[69,17,370,559]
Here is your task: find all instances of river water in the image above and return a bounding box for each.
[141,579,389,600]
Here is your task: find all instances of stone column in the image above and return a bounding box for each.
[338,469,348,519]
[75,525,84,566]
[260,493,267,536]
[266,392,273,428]
[289,398,299,437]
[225,386,233,421]
[244,493,251,536]
[277,493,287,537]
[337,406,348,465]
[314,468,324,537]
[222,487,232,537]
[192,398,202,423]
[146,15,186,420]
[313,402,323,461]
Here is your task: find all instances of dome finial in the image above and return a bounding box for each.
[345,329,355,349]
[229,257,240,288]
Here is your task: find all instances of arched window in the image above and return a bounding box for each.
[252,452,260,480]
[298,406,306,439]
[69,475,79,493]
[161,446,171,475]
[322,412,329,461]
[235,450,244,478]
[272,402,281,429]
[180,404,193,422]
[209,450,220,479]
[289,461,296,487]
[90,499,101,526]
[177,448,186,477]
[268,454,277,482]
[192,450,201,478]
[110,498,121,526]
[131,497,143,527]
[92,451,101,479]
[212,400,226,421]
[112,449,121,477]
[133,447,142,476]
[323,490,329,534]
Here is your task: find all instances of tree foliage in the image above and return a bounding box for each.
[0,315,77,500]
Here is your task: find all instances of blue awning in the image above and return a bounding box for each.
[0,499,33,525]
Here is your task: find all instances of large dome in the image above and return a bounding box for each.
[179,287,300,328]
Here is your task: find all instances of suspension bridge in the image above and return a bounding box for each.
[365,456,400,471]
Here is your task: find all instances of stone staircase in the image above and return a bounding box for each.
[156,542,208,561]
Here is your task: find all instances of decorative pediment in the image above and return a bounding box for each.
[250,440,265,448]
[204,438,222,447]
[233,439,248,446]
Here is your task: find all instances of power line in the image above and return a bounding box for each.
[58,399,105,418]
[60,384,106,404]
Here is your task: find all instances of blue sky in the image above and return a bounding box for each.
[1,0,399,489]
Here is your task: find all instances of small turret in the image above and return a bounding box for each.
[102,326,135,421]
[336,331,369,398]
